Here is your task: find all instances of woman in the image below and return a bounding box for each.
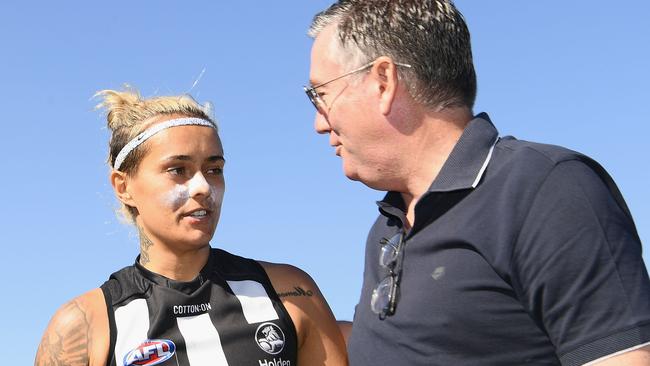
[35,89,348,366]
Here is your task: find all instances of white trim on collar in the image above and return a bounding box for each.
[471,136,500,188]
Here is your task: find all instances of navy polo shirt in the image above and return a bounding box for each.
[348,113,650,366]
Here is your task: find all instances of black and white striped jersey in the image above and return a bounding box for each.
[100,248,297,366]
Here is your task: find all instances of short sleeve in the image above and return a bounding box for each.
[512,159,650,366]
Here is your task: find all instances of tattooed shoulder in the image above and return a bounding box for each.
[35,299,91,366]
[278,286,314,298]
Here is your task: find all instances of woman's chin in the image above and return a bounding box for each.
[163,232,214,251]
[184,233,215,247]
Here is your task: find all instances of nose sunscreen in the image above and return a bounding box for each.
[187,173,210,197]
[163,184,190,210]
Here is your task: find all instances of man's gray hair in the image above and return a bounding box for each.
[308,0,476,111]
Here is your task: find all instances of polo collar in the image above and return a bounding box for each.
[427,112,499,192]
[377,113,499,213]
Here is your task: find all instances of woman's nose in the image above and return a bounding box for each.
[187,172,210,198]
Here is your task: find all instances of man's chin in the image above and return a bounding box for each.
[342,163,360,182]
[343,166,381,190]
[343,166,392,191]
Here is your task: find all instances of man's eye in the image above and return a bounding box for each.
[167,167,185,176]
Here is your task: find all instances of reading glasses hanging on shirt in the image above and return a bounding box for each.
[371,230,405,319]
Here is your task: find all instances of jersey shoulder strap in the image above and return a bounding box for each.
[100,264,150,366]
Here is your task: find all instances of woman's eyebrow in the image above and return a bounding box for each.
[162,155,225,163]
[163,155,192,162]
[207,155,225,163]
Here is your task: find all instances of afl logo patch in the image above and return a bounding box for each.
[255,322,285,355]
[123,339,176,366]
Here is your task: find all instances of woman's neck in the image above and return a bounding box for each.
[136,225,211,281]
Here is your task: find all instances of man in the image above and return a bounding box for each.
[304,1,650,365]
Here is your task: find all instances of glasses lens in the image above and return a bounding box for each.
[371,275,395,315]
[303,87,322,112]
[379,232,402,268]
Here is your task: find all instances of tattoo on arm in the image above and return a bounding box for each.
[138,225,154,266]
[35,300,91,366]
[278,286,314,298]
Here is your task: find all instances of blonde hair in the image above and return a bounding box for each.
[95,87,218,221]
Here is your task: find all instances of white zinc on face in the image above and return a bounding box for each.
[187,171,209,197]
[163,184,190,211]
[163,173,223,212]
[207,185,223,208]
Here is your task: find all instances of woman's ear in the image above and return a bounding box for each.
[110,170,136,207]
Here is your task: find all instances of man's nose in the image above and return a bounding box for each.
[314,112,331,134]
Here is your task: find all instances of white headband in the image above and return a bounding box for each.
[113,117,216,171]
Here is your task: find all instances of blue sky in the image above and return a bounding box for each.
[1,1,648,364]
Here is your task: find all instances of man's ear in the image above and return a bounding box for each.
[110,170,136,207]
[371,56,400,116]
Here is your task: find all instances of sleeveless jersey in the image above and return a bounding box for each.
[100,248,298,366]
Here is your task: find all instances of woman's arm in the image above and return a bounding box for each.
[337,321,352,345]
[260,262,348,366]
[35,288,109,366]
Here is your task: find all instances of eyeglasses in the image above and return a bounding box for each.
[303,61,411,113]
[370,230,405,319]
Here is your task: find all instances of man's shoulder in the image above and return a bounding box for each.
[485,136,621,208]
[491,136,603,182]
[496,136,587,166]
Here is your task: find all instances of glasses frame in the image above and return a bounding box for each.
[371,230,405,319]
[303,61,412,113]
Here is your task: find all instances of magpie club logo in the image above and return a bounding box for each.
[255,322,285,355]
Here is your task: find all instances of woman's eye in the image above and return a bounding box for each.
[167,167,185,176]
[207,167,223,175]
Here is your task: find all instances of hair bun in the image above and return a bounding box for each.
[94,87,145,131]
